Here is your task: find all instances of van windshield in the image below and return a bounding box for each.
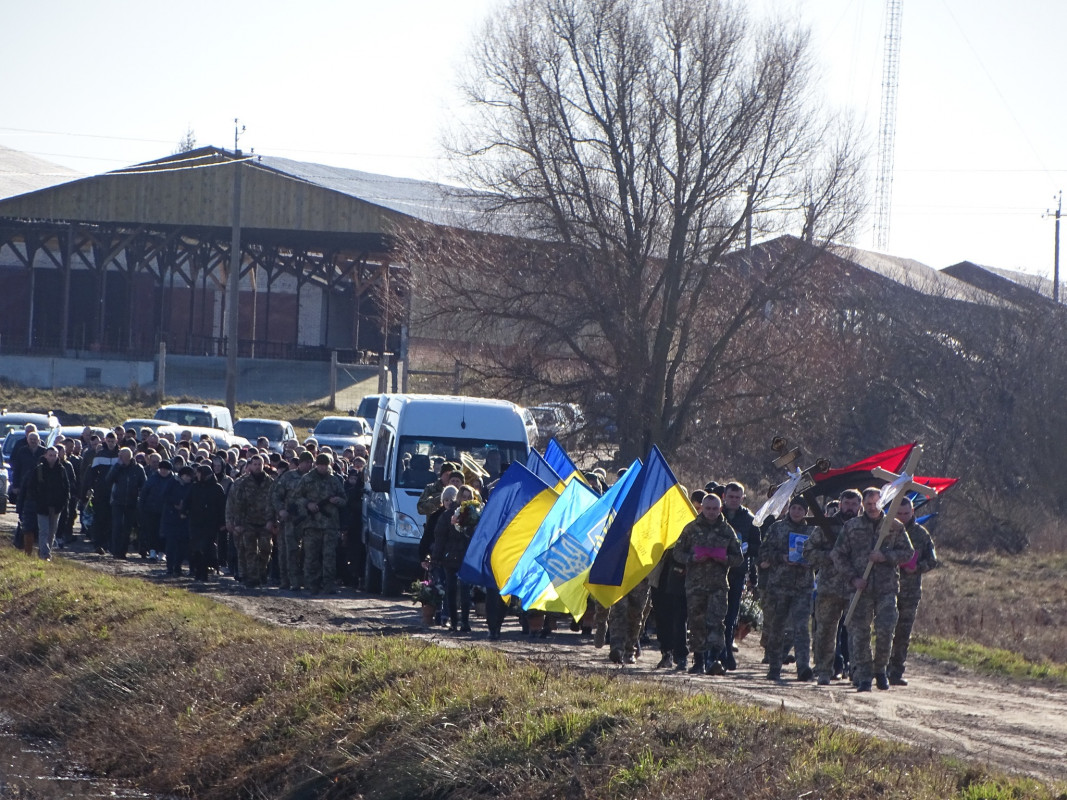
[155,408,212,428]
[395,436,526,490]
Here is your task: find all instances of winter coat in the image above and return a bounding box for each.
[184,475,227,552]
[139,470,173,515]
[159,477,191,541]
[28,459,70,512]
[104,462,147,508]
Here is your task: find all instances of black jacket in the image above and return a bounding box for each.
[105,461,147,508]
[28,459,71,511]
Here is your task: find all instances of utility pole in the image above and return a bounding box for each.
[1053,191,1062,304]
[874,0,903,251]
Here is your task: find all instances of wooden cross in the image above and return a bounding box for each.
[843,444,923,626]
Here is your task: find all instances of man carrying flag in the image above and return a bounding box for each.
[672,493,744,675]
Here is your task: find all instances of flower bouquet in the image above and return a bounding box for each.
[407,578,445,609]
[453,499,483,534]
[736,595,763,640]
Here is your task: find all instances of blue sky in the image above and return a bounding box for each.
[2,0,1064,278]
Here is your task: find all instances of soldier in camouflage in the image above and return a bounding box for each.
[831,487,914,692]
[291,453,347,594]
[607,577,651,665]
[803,488,862,685]
[225,454,275,588]
[271,452,313,590]
[759,496,815,681]
[673,493,744,676]
[888,496,939,685]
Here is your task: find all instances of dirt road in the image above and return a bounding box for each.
[9,522,1067,784]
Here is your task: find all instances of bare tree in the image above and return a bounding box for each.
[176,127,197,154]
[404,0,866,460]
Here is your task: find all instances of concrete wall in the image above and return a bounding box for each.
[0,354,155,390]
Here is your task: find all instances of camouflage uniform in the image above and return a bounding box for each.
[761,516,815,675]
[292,467,347,593]
[674,515,744,657]
[608,577,651,663]
[416,479,446,516]
[270,467,305,590]
[889,520,938,681]
[225,472,275,587]
[831,512,914,684]
[803,512,854,682]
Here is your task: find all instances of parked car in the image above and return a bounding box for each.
[528,405,571,445]
[3,426,108,460]
[0,410,58,440]
[154,404,234,434]
[309,415,372,452]
[155,425,250,452]
[233,418,297,454]
[519,407,540,449]
[121,418,174,434]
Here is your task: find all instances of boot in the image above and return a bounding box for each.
[687,652,705,674]
[705,659,726,676]
[673,655,688,672]
[875,671,890,691]
[766,665,781,680]
[655,653,673,669]
[797,665,813,682]
[889,673,908,686]
[23,532,35,556]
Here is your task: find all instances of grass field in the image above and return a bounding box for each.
[0,381,338,433]
[914,550,1067,683]
[0,542,1060,800]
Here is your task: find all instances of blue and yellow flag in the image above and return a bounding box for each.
[587,446,695,607]
[536,460,642,618]
[459,463,557,588]
[544,438,584,486]
[500,477,599,609]
[526,449,565,491]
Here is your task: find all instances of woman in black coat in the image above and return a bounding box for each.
[184,465,227,581]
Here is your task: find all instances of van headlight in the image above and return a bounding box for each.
[396,513,421,540]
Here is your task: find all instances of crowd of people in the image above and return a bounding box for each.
[5,423,938,692]
[5,422,369,593]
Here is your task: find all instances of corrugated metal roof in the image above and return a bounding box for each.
[831,244,1008,307]
[0,145,82,200]
[253,154,494,230]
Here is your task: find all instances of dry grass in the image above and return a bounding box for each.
[915,549,1067,679]
[0,382,334,431]
[0,542,1057,800]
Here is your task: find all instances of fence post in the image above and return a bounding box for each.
[157,340,166,403]
[329,349,338,410]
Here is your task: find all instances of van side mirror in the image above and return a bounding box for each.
[370,465,390,493]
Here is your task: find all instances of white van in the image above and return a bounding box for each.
[363,394,530,594]
[154,404,234,434]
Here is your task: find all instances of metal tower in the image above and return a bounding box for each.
[874,0,903,251]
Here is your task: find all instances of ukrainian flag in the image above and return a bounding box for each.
[459,463,558,589]
[544,438,586,486]
[587,446,695,607]
[526,449,565,491]
[536,460,643,618]
[500,477,599,610]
